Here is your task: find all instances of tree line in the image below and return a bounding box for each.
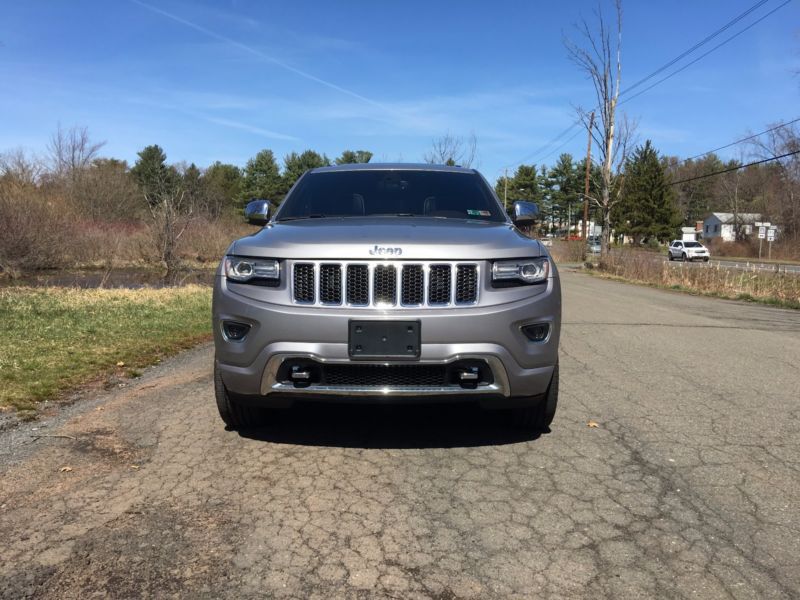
[1,124,798,275]
[495,125,800,247]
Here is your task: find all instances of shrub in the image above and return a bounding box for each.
[598,250,800,306]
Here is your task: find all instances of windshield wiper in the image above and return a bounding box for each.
[277,214,327,222]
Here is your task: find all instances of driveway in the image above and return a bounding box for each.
[2,271,799,598]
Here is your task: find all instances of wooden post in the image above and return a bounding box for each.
[582,111,595,241]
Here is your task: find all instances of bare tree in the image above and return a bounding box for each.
[145,170,193,276]
[564,0,635,256]
[423,132,478,167]
[0,148,43,189]
[749,122,800,243]
[47,124,105,180]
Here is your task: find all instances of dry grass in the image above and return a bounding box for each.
[177,217,253,264]
[0,285,212,412]
[0,191,250,275]
[548,240,586,263]
[595,251,800,308]
[706,237,800,261]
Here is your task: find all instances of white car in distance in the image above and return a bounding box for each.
[668,240,710,262]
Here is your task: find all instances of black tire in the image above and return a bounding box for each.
[214,363,263,430]
[511,363,559,432]
[682,253,688,262]
[703,257,709,262]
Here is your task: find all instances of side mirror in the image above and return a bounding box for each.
[244,199,271,225]
[512,200,539,226]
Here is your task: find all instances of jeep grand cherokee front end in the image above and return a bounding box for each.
[213,164,561,431]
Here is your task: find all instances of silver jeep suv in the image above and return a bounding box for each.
[213,164,561,431]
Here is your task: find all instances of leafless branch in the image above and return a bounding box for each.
[423,132,478,167]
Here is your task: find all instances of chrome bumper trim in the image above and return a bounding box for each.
[268,383,504,396]
[260,353,511,397]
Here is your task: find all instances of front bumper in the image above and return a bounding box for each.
[213,272,560,406]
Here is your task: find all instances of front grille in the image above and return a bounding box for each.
[428,265,451,305]
[401,265,424,305]
[346,265,369,305]
[456,265,478,304]
[292,262,479,307]
[294,263,314,303]
[320,264,342,304]
[322,364,447,387]
[374,265,397,305]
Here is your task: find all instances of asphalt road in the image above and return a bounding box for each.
[2,271,800,599]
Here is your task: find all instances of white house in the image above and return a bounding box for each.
[702,213,761,242]
[681,221,704,241]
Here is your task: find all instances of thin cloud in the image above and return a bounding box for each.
[125,95,301,142]
[202,116,300,141]
[129,0,404,119]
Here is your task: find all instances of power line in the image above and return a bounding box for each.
[502,121,583,173]
[669,150,799,185]
[681,117,800,163]
[502,0,789,173]
[620,0,771,97]
[619,0,793,107]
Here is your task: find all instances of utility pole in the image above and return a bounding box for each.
[503,168,508,212]
[581,111,595,241]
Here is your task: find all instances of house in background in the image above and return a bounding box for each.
[702,212,761,242]
[681,220,704,242]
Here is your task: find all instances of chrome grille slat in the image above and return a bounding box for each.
[428,264,451,305]
[401,265,424,305]
[319,264,342,305]
[374,264,397,305]
[455,264,478,304]
[293,261,478,307]
[293,263,315,303]
[346,264,369,305]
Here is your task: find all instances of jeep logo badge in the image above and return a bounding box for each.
[369,245,402,256]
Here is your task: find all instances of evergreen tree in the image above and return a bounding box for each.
[182,162,202,209]
[546,154,581,233]
[283,150,330,190]
[240,149,283,204]
[205,162,242,217]
[493,164,541,217]
[335,150,373,165]
[613,141,680,244]
[130,144,176,207]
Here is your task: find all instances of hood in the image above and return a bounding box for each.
[231,217,542,260]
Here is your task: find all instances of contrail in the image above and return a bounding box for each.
[130,0,402,117]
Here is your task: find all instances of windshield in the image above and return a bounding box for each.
[276,169,506,222]
[684,242,702,247]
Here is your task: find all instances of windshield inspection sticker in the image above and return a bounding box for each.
[467,209,491,216]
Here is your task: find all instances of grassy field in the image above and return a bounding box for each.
[0,285,212,413]
[592,252,800,309]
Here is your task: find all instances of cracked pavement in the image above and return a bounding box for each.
[1,271,799,599]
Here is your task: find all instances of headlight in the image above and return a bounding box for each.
[224,256,280,283]
[492,258,549,284]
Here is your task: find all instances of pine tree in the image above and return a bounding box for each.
[335,150,373,165]
[131,145,177,207]
[239,149,283,205]
[613,141,680,244]
[283,150,331,190]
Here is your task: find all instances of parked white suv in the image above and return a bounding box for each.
[668,240,710,262]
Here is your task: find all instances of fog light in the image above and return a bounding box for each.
[522,323,549,342]
[222,321,251,341]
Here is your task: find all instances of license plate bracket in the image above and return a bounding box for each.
[348,320,421,360]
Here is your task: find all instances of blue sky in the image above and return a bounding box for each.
[1,0,798,183]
